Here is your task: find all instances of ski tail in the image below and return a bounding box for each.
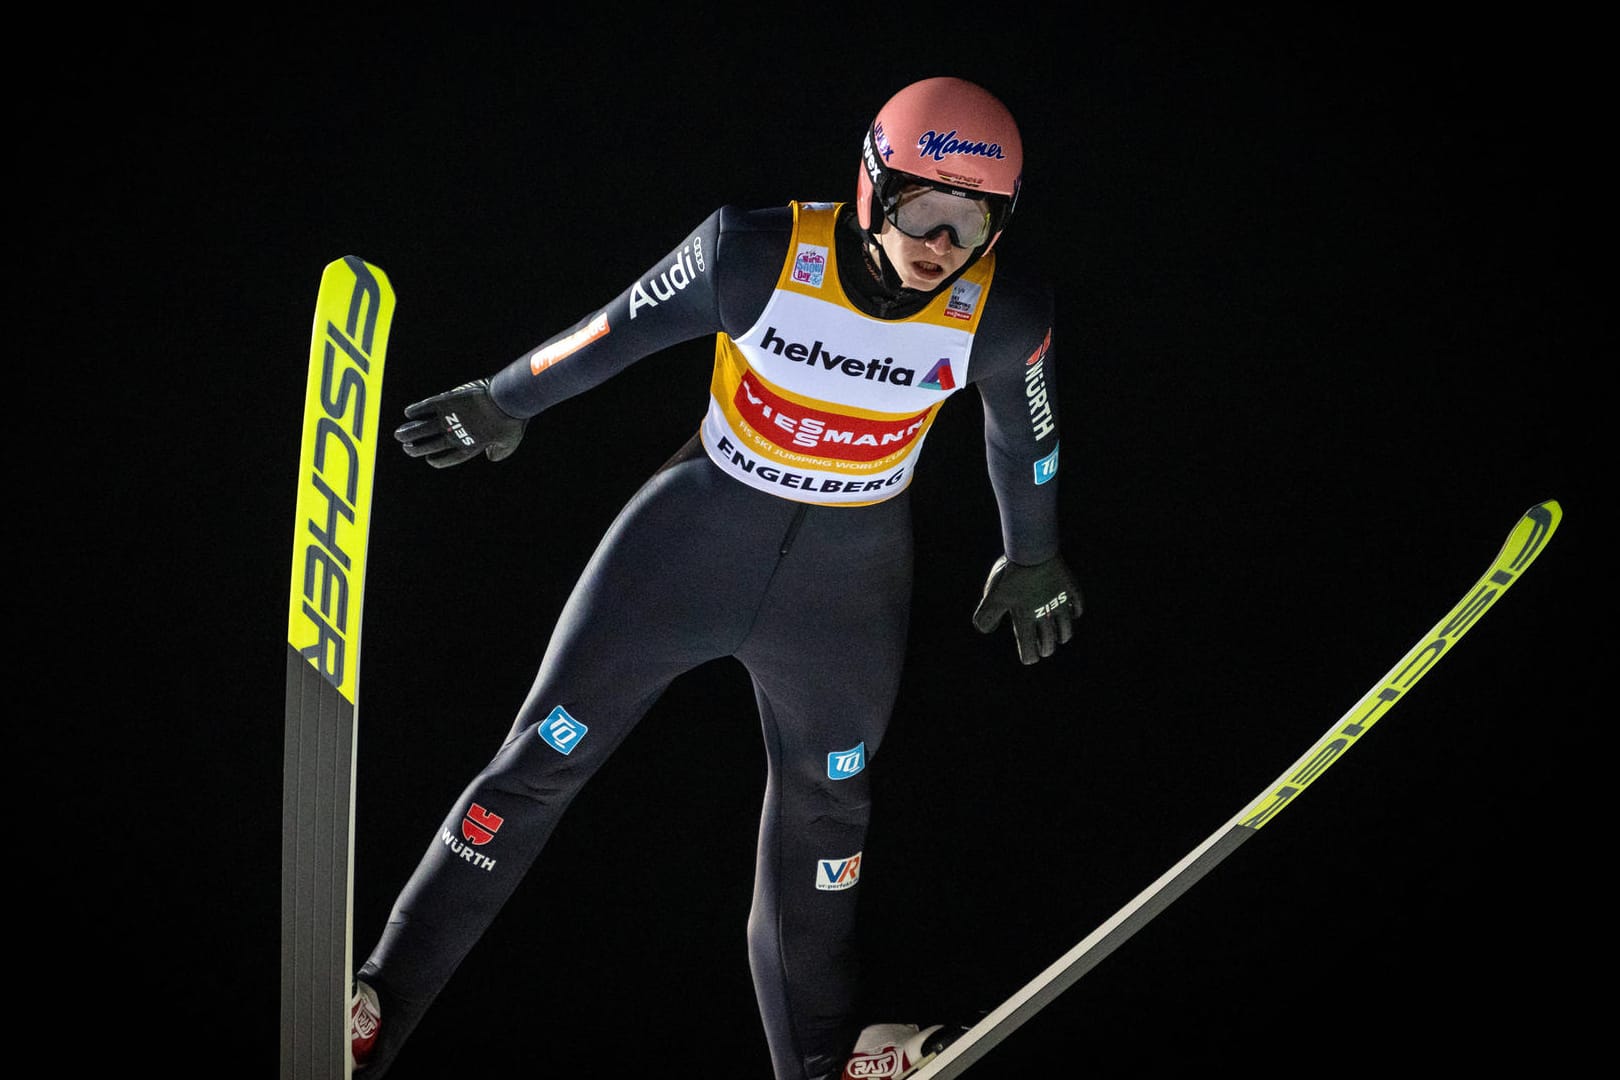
[281,256,395,1080]
[908,499,1562,1080]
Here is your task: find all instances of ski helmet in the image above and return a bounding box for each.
[858,77,1023,255]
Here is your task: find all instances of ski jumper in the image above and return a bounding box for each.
[359,202,1063,1080]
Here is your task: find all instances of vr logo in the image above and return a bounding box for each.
[538,705,588,755]
[816,852,863,892]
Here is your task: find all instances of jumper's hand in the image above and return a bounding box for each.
[394,378,528,469]
[971,554,1083,665]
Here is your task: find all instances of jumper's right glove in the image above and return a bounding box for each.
[971,553,1083,665]
[394,378,528,469]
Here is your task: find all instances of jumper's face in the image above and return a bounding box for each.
[874,211,975,290]
[870,179,997,290]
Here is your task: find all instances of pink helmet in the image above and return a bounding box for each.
[858,77,1024,253]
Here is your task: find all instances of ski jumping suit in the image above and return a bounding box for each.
[360,202,1063,1079]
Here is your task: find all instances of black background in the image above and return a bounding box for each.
[40,10,1603,1076]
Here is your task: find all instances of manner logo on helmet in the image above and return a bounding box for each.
[827,742,866,780]
[792,244,828,288]
[461,802,505,846]
[916,128,1009,163]
[538,705,588,755]
[816,852,863,891]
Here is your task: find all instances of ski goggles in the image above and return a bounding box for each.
[883,184,996,249]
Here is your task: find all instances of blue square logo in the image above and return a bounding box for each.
[538,705,588,755]
[827,742,866,780]
[1033,442,1059,485]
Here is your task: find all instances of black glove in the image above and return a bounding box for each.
[394,378,528,468]
[971,553,1083,665]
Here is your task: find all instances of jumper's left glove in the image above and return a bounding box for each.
[972,553,1083,665]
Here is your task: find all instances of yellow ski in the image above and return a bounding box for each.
[911,499,1562,1079]
[281,256,395,1080]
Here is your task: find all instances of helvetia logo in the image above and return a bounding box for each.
[816,852,863,891]
[756,326,924,386]
[919,358,956,391]
[461,802,505,845]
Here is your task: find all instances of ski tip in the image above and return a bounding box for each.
[1527,499,1562,532]
[325,254,392,284]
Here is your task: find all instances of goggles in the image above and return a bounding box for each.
[883,184,995,249]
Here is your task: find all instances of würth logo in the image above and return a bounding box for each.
[461,803,505,846]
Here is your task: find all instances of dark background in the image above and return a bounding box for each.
[39,10,1602,1076]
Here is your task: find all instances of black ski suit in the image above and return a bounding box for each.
[359,201,1066,1080]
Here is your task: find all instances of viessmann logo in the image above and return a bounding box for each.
[734,374,929,461]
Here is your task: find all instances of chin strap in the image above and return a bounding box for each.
[861,233,988,301]
[862,238,907,294]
